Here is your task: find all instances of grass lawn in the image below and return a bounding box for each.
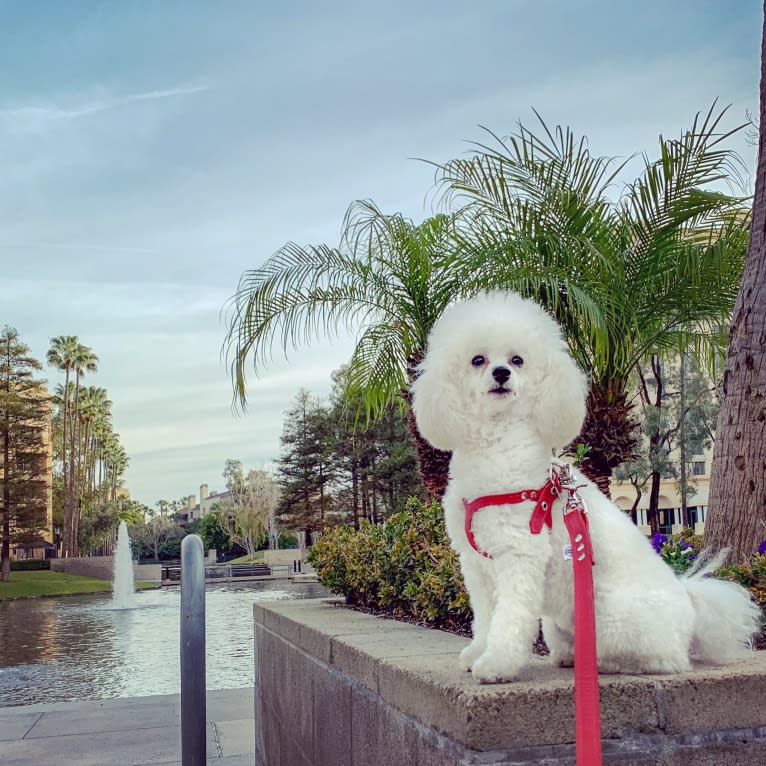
[0,570,157,600]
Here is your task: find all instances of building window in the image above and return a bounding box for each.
[657,508,675,534]
[688,438,705,456]
[692,461,705,476]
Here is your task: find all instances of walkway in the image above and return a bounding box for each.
[0,687,254,766]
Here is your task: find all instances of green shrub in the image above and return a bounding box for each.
[308,498,472,632]
[717,553,766,648]
[716,554,766,610]
[10,559,51,571]
[278,531,298,549]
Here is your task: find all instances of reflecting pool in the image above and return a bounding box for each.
[0,580,329,707]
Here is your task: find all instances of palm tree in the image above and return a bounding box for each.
[103,439,129,501]
[225,200,466,498]
[48,341,98,556]
[46,336,81,556]
[705,11,766,560]
[75,386,112,541]
[77,386,112,490]
[66,344,98,556]
[435,104,749,494]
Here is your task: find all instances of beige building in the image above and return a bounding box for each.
[176,483,232,525]
[609,444,712,538]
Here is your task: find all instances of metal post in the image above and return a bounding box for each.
[181,534,206,766]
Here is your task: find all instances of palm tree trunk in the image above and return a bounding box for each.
[705,3,766,560]
[571,378,638,498]
[404,401,451,501]
[61,368,71,557]
[69,377,82,557]
[404,357,452,502]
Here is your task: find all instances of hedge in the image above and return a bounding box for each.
[10,559,51,571]
[308,497,472,633]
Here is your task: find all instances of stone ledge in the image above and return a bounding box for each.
[254,598,766,765]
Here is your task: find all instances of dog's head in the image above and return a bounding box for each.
[411,291,588,452]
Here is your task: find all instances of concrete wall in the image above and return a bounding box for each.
[51,556,158,583]
[254,599,766,766]
[262,549,303,565]
[51,556,114,580]
[134,563,162,583]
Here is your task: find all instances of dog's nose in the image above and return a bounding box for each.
[492,366,511,384]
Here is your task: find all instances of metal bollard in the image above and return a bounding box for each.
[180,534,206,766]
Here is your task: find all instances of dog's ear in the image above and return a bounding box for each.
[531,341,588,451]
[410,360,462,452]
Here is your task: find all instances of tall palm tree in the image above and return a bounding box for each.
[66,344,98,556]
[75,386,112,541]
[46,336,81,556]
[102,438,128,501]
[225,201,466,498]
[435,104,749,494]
[77,386,112,489]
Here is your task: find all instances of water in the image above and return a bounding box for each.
[0,580,329,707]
[112,521,136,609]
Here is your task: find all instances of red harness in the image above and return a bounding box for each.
[462,464,603,766]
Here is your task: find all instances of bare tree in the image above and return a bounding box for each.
[131,514,175,561]
[220,462,279,559]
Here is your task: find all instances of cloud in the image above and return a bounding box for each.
[0,83,210,133]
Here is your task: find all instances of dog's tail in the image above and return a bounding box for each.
[682,550,761,664]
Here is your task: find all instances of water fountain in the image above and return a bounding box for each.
[112,520,136,609]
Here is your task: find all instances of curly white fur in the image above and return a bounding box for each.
[411,291,760,684]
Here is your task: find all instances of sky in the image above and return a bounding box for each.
[0,0,761,508]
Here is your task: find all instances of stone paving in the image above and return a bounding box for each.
[0,687,254,766]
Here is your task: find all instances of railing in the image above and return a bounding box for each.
[161,560,302,583]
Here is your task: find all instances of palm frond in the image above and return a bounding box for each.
[344,323,410,423]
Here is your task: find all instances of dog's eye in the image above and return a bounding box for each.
[510,355,524,367]
[471,355,486,367]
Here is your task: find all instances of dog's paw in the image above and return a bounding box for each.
[459,642,485,672]
[471,653,522,684]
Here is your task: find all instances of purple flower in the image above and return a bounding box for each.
[757,540,766,555]
[651,532,668,553]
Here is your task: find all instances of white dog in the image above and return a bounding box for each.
[411,291,759,684]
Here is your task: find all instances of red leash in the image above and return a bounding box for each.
[562,481,603,766]
[463,464,603,766]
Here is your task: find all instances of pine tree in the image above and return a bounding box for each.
[1,327,49,581]
[327,367,423,527]
[276,389,333,538]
